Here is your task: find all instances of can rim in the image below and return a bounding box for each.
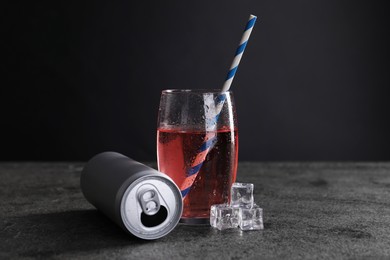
[120,174,183,240]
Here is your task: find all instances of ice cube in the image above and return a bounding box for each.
[210,204,238,230]
[210,204,221,228]
[238,204,264,230]
[230,183,254,208]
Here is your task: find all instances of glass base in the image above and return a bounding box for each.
[179,217,210,225]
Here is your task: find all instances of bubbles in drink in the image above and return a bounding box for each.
[157,127,238,220]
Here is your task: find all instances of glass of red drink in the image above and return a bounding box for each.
[157,89,238,225]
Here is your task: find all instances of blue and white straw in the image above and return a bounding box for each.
[221,14,257,93]
[209,14,257,127]
[181,14,257,198]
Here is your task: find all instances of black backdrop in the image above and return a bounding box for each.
[2,0,390,161]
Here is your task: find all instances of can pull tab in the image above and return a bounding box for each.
[138,189,161,216]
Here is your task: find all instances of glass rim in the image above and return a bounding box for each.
[161,89,233,94]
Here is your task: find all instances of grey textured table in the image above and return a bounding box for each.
[1,162,390,259]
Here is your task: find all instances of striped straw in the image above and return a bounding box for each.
[222,14,257,93]
[180,96,223,197]
[180,15,257,198]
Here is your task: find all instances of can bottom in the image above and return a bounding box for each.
[179,218,210,225]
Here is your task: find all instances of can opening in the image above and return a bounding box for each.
[139,189,161,216]
[140,205,168,228]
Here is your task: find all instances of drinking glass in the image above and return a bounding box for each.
[157,89,238,224]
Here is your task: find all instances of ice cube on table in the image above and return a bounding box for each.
[238,204,264,230]
[230,183,254,208]
[210,204,238,230]
[210,204,221,228]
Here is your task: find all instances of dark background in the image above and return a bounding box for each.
[1,0,390,161]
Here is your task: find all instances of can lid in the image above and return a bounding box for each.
[120,174,183,240]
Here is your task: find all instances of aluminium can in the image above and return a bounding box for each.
[80,151,183,240]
